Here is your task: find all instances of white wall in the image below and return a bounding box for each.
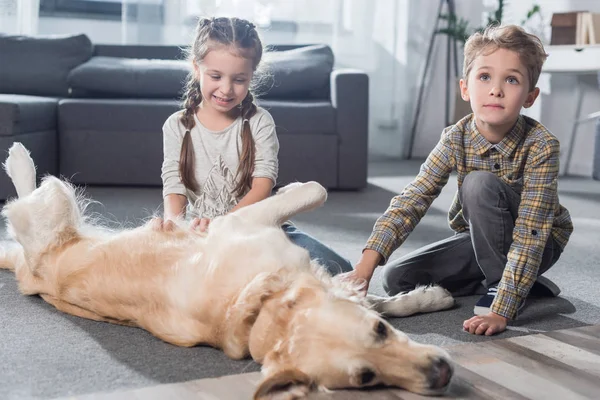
[407,0,486,159]
[326,0,486,160]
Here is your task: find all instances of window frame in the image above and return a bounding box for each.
[39,0,143,21]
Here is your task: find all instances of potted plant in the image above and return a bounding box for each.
[436,1,543,122]
[438,1,542,45]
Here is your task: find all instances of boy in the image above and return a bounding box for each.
[342,25,573,336]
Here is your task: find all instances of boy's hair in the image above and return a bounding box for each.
[179,17,263,198]
[463,24,548,91]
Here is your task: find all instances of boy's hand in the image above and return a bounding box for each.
[336,264,374,296]
[337,249,381,296]
[463,312,508,336]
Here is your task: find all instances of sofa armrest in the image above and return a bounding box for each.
[331,69,369,189]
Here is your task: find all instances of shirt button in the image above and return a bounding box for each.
[531,229,538,235]
[494,163,500,170]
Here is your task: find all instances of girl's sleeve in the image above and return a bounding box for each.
[252,111,279,185]
[161,115,187,197]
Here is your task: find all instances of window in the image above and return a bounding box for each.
[39,0,163,20]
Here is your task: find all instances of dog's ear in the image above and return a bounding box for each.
[253,368,316,400]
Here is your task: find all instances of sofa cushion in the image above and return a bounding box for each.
[58,98,180,185]
[67,57,191,98]
[258,99,336,136]
[0,94,58,136]
[258,45,334,100]
[0,33,93,97]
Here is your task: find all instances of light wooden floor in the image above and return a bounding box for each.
[59,325,600,400]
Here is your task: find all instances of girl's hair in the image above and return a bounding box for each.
[179,17,263,198]
[463,24,548,92]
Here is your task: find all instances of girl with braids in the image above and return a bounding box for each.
[159,16,352,276]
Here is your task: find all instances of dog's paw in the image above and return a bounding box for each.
[416,285,455,312]
[275,182,327,206]
[3,143,36,198]
[379,285,454,317]
[275,182,304,195]
[4,142,33,176]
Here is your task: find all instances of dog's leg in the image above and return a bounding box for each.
[3,143,82,266]
[3,142,37,198]
[366,286,455,317]
[232,182,327,227]
[40,294,137,326]
[0,242,20,271]
[2,176,83,272]
[0,243,46,295]
[222,272,287,359]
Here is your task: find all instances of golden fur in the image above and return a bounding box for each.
[1,143,455,398]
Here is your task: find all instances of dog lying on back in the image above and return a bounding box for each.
[0,143,454,398]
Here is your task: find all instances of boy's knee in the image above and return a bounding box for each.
[460,171,502,207]
[382,263,417,296]
[462,171,499,193]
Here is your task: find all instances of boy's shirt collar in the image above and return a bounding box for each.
[469,115,526,158]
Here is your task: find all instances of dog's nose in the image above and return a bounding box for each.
[427,357,453,390]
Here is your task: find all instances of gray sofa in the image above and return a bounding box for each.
[0,33,369,200]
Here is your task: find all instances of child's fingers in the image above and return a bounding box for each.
[463,317,483,334]
[150,217,164,231]
[485,326,497,336]
[190,218,201,230]
[463,316,477,330]
[468,321,480,334]
[475,322,489,335]
[199,218,210,232]
[164,219,176,232]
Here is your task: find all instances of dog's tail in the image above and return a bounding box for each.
[2,142,37,198]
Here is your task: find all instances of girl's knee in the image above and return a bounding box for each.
[314,250,352,276]
[284,226,351,276]
[321,258,352,276]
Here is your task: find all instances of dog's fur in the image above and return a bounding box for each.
[1,143,455,398]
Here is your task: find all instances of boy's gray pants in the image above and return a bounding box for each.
[382,171,562,297]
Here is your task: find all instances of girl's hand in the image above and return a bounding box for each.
[190,217,211,232]
[150,217,177,232]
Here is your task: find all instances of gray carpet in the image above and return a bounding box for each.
[1,160,599,400]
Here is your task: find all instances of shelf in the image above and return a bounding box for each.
[543,44,600,74]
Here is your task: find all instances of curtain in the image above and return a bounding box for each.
[0,0,40,35]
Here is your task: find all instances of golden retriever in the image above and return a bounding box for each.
[0,143,455,399]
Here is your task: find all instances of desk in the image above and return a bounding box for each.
[543,45,600,174]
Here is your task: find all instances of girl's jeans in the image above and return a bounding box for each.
[283,223,353,276]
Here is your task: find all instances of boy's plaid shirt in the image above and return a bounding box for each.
[366,114,573,319]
